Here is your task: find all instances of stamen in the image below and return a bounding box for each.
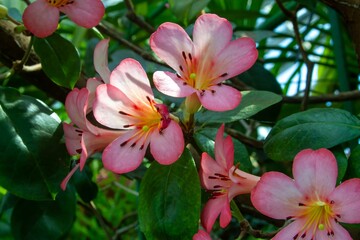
[76,149,82,154]
[123,124,133,128]
[208,176,218,179]
[179,65,184,72]
[176,73,182,78]
[130,142,136,148]
[220,73,228,77]
[182,51,187,60]
[188,53,192,61]
[298,203,306,206]
[293,233,299,240]
[211,90,216,94]
[119,111,131,116]
[120,140,129,147]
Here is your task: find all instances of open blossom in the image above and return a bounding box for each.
[200,124,260,232]
[251,148,360,240]
[61,39,120,190]
[93,58,185,174]
[23,0,105,38]
[150,13,258,112]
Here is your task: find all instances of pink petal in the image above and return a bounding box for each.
[193,14,233,61]
[198,84,241,111]
[101,130,148,174]
[272,218,307,240]
[80,130,122,170]
[329,178,360,223]
[63,123,82,155]
[293,148,337,199]
[60,163,80,191]
[94,39,111,83]
[93,84,135,129]
[86,78,102,94]
[149,121,184,165]
[228,168,260,199]
[251,172,303,220]
[22,0,60,38]
[65,88,89,130]
[200,153,228,190]
[60,0,104,28]
[110,58,154,106]
[201,195,230,232]
[193,230,211,240]
[153,71,196,97]
[212,38,258,83]
[214,124,233,170]
[327,221,352,240]
[150,22,194,73]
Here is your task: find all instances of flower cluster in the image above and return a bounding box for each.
[57,10,360,240]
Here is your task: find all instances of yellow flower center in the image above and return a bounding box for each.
[47,0,74,7]
[291,198,340,239]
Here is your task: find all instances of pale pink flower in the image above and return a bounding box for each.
[251,148,360,240]
[93,58,185,174]
[200,124,260,232]
[150,13,258,111]
[193,229,212,240]
[23,0,105,38]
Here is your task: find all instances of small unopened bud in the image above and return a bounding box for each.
[0,5,8,18]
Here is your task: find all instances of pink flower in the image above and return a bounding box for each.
[93,58,185,174]
[251,148,360,240]
[61,85,122,190]
[200,124,260,232]
[150,13,258,112]
[193,230,212,240]
[61,39,119,190]
[22,0,105,38]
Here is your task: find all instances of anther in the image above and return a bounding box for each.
[76,149,82,154]
[301,232,306,238]
[182,51,187,60]
[120,140,129,147]
[298,203,306,206]
[130,142,136,148]
[179,65,184,72]
[211,90,216,94]
[220,73,228,77]
[188,53,192,61]
[176,73,182,78]
[293,233,299,240]
[119,111,131,116]
[208,176,218,179]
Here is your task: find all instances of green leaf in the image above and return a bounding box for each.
[11,187,76,240]
[193,128,252,173]
[34,33,80,89]
[196,91,282,123]
[346,145,360,179]
[138,149,200,240]
[168,0,210,25]
[0,87,69,200]
[72,165,98,203]
[264,108,360,161]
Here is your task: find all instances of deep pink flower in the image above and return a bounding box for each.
[93,58,185,174]
[150,13,258,112]
[22,0,105,38]
[251,148,360,240]
[200,124,260,232]
[193,229,211,240]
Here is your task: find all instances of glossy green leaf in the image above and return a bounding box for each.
[168,0,210,25]
[346,145,360,179]
[34,33,80,89]
[264,108,360,161]
[193,128,252,173]
[72,165,98,203]
[138,149,200,240]
[11,188,76,240]
[0,87,69,200]
[196,91,282,123]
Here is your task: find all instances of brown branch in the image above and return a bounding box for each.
[97,21,167,68]
[282,90,360,103]
[124,0,155,33]
[0,20,69,102]
[276,0,315,111]
[225,127,264,149]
